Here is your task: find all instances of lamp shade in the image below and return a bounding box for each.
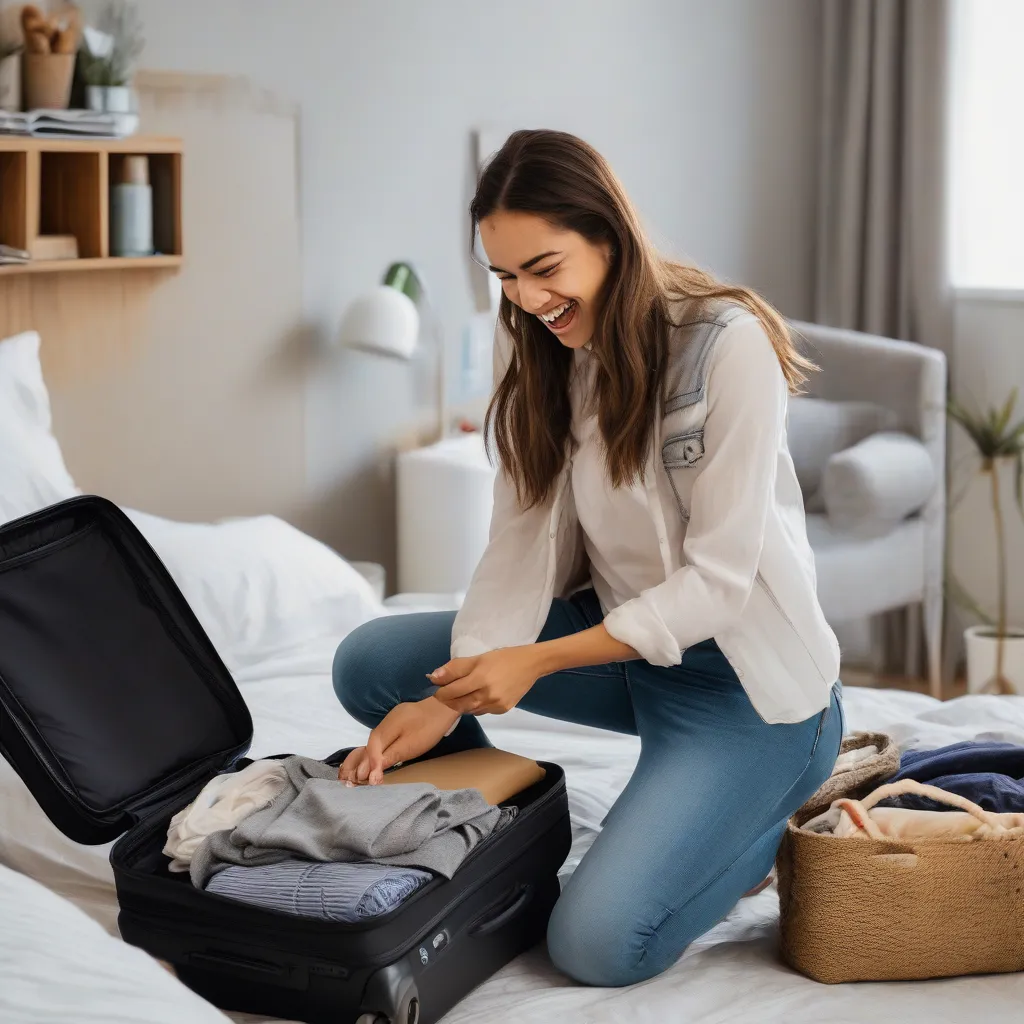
[337,263,423,360]
[337,285,419,360]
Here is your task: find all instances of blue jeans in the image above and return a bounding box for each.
[332,590,843,987]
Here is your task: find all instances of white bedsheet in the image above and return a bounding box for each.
[0,863,230,1024]
[2,674,1024,1023]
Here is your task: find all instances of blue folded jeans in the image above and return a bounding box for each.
[332,589,843,987]
[206,861,433,922]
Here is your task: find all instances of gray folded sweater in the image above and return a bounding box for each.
[190,756,502,887]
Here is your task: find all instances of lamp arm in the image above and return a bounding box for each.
[379,260,446,442]
[422,292,447,443]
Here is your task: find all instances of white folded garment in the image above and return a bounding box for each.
[832,744,878,773]
[163,760,288,873]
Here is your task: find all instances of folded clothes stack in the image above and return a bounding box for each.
[163,754,517,921]
[798,735,1024,840]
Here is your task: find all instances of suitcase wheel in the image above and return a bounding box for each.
[360,962,421,1024]
[356,1000,419,1024]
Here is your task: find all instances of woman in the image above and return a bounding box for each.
[332,129,843,987]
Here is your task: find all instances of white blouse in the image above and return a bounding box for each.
[569,346,683,616]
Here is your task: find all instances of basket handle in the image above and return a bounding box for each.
[843,779,1011,836]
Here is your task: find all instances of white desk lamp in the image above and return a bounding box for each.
[338,261,446,441]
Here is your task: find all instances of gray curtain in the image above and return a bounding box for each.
[816,0,953,352]
[814,0,954,676]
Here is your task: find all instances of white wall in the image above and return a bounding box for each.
[950,297,1024,638]
[85,0,822,580]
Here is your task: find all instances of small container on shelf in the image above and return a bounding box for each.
[110,153,153,258]
[27,234,77,261]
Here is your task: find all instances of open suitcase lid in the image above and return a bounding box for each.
[0,496,253,845]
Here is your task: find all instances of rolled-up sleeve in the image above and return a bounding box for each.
[603,316,787,665]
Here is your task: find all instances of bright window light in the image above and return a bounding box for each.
[949,0,1024,291]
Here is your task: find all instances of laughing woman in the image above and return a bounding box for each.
[332,129,843,987]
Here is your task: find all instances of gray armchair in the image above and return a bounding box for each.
[787,320,947,699]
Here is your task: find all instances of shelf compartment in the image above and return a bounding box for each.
[109,151,183,257]
[40,151,104,259]
[0,150,28,251]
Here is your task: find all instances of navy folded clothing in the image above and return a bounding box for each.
[206,861,434,922]
[877,741,1024,813]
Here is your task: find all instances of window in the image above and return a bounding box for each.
[949,0,1024,291]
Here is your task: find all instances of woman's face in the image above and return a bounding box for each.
[479,210,612,349]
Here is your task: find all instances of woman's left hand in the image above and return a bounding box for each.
[430,646,545,715]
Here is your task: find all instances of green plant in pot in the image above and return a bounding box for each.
[79,0,143,113]
[947,388,1024,695]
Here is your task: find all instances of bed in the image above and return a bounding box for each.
[3,329,1024,1021]
[0,862,231,1024]
[4,658,1024,1022]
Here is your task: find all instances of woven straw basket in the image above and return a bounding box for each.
[777,780,1024,983]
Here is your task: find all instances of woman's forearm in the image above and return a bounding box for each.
[533,623,638,676]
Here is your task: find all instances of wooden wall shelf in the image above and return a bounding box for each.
[0,135,182,274]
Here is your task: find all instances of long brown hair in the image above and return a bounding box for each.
[471,129,815,510]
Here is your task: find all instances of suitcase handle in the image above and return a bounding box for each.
[469,883,533,938]
[188,949,290,980]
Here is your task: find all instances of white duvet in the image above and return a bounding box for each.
[0,863,230,1024]
[2,510,1024,1022]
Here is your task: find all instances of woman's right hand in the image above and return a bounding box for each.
[338,698,459,786]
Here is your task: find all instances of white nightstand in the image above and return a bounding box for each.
[396,433,497,593]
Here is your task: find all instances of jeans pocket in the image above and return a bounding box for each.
[834,689,847,740]
[808,706,827,761]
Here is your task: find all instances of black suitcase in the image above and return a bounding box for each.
[0,496,572,1024]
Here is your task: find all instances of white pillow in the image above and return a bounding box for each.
[125,508,385,682]
[0,331,382,681]
[787,396,898,508]
[0,331,80,523]
[822,432,936,538]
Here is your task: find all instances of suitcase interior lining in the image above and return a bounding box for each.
[0,501,250,820]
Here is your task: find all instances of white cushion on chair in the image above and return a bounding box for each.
[787,397,898,507]
[822,432,935,537]
[807,514,925,622]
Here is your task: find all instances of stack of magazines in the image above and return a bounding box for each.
[0,108,138,138]
[0,245,30,267]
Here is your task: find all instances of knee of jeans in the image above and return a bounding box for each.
[546,889,650,988]
[331,618,392,722]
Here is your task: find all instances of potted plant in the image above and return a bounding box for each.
[19,4,80,110]
[79,0,143,113]
[948,388,1024,695]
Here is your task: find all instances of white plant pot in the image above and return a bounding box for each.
[85,85,136,113]
[964,625,1024,695]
